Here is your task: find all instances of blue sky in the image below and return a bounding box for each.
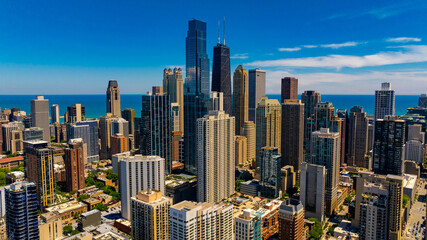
[1,0,427,94]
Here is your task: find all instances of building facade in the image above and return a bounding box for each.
[300,162,325,222]
[281,77,298,103]
[212,43,231,114]
[278,198,305,240]
[31,96,50,142]
[65,139,86,192]
[374,82,395,120]
[106,80,121,117]
[233,65,249,135]
[256,96,281,162]
[248,68,266,123]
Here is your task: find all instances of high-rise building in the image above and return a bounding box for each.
[5,182,39,240]
[39,212,63,240]
[278,198,305,240]
[197,110,235,203]
[407,124,425,143]
[259,147,281,198]
[419,94,427,108]
[169,201,234,240]
[111,118,129,138]
[66,104,85,123]
[256,96,281,162]
[26,147,55,206]
[64,139,86,192]
[185,19,210,98]
[164,67,184,133]
[51,104,59,123]
[141,88,172,174]
[120,155,165,220]
[131,189,172,240]
[353,172,403,240]
[300,162,325,222]
[281,99,304,175]
[373,116,405,175]
[121,108,136,135]
[310,128,340,217]
[10,130,23,153]
[248,69,266,123]
[171,103,181,132]
[336,109,348,166]
[1,122,24,153]
[23,127,43,141]
[374,82,395,120]
[184,19,211,175]
[106,80,121,117]
[281,77,298,103]
[73,120,100,162]
[347,106,369,169]
[31,96,50,142]
[235,209,262,240]
[301,90,321,160]
[212,43,231,114]
[210,91,224,111]
[241,121,256,165]
[110,133,128,156]
[100,113,117,160]
[233,65,249,135]
[405,139,424,164]
[235,136,248,166]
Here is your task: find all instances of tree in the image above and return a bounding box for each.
[307,218,323,240]
[63,225,73,235]
[77,194,90,202]
[403,194,410,208]
[344,196,352,205]
[106,173,118,182]
[95,181,105,189]
[94,203,108,211]
[235,180,245,192]
[85,176,95,186]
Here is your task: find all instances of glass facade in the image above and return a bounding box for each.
[212,43,231,114]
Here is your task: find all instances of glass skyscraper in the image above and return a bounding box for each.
[184,19,210,174]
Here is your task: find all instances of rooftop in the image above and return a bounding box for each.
[0,155,24,163]
[45,200,87,214]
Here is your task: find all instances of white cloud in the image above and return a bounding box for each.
[386,37,421,43]
[248,45,427,69]
[230,53,248,59]
[265,69,427,94]
[303,45,318,48]
[320,41,364,49]
[278,47,301,52]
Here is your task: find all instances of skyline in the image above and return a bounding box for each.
[1,0,427,94]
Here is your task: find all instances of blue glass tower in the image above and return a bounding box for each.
[184,19,210,174]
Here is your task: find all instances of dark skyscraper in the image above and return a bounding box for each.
[184,19,210,174]
[185,19,210,97]
[281,77,298,103]
[211,43,231,114]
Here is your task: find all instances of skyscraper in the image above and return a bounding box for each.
[281,100,304,175]
[164,67,184,133]
[111,118,129,137]
[419,94,427,108]
[374,82,395,120]
[169,201,234,240]
[100,113,117,160]
[259,147,281,198]
[197,110,235,203]
[347,106,369,168]
[120,155,165,220]
[131,190,172,240]
[373,116,405,175]
[185,19,210,97]
[6,182,39,240]
[64,139,86,192]
[121,108,136,135]
[110,133,128,156]
[51,104,59,123]
[248,69,266,123]
[278,198,305,240]
[233,65,249,135]
[66,103,85,123]
[210,91,224,111]
[300,162,325,222]
[256,96,281,161]
[241,121,256,165]
[141,88,172,174]
[235,135,248,166]
[336,109,348,166]
[31,96,50,142]
[70,121,100,162]
[301,91,321,151]
[235,209,262,240]
[184,20,210,174]
[353,172,403,240]
[281,77,298,103]
[26,147,55,207]
[212,42,231,114]
[106,80,121,117]
[310,128,340,217]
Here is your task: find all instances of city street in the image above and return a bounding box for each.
[403,178,427,240]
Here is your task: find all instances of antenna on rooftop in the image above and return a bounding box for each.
[223,16,226,45]
[217,20,221,44]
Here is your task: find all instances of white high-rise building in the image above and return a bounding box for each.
[119,155,165,220]
[235,209,262,240]
[50,104,59,123]
[210,91,224,111]
[169,201,234,240]
[300,162,326,222]
[405,140,424,164]
[374,82,395,120]
[31,96,50,142]
[196,110,235,203]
